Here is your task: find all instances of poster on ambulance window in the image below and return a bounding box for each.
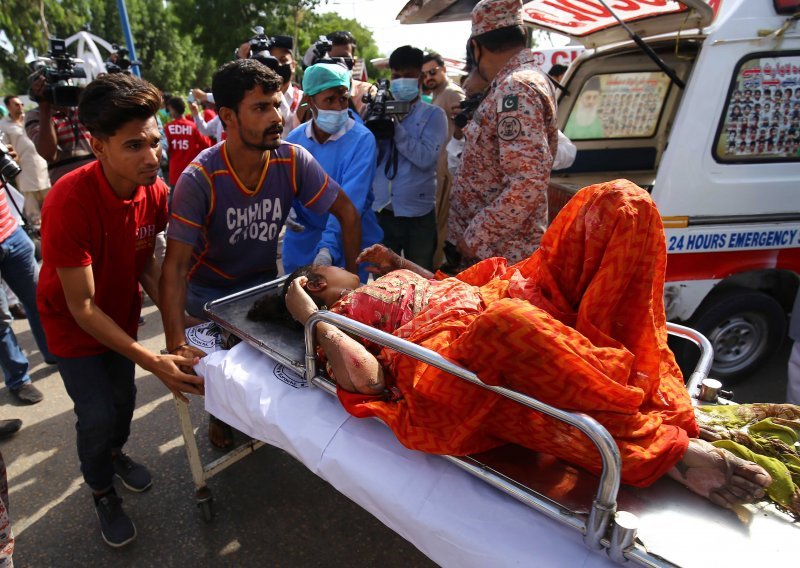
[563,71,671,140]
[715,53,800,162]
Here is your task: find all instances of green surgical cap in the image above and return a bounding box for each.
[302,63,351,96]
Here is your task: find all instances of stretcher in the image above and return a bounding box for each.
[175,277,797,567]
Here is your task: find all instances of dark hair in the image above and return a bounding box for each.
[211,59,282,127]
[548,64,568,78]
[389,45,424,71]
[422,52,445,67]
[78,73,161,138]
[327,31,356,47]
[472,25,527,53]
[167,96,185,116]
[3,95,18,108]
[247,265,326,326]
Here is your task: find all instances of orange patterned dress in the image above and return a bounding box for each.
[330,179,698,487]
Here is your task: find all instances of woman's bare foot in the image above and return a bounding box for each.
[667,438,772,509]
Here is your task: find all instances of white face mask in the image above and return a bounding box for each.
[314,107,349,135]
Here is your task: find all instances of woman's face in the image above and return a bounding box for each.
[307,265,361,307]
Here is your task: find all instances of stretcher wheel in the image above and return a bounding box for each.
[196,487,214,522]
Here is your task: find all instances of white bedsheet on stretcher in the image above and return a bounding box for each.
[198,342,616,568]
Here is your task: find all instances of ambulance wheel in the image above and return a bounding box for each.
[682,288,786,382]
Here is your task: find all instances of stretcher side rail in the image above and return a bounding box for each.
[304,311,623,554]
[664,322,713,399]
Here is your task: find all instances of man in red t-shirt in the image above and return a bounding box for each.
[163,97,211,187]
[37,74,202,548]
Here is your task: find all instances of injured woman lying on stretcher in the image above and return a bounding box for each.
[249,179,788,514]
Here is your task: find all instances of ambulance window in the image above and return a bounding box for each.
[563,72,671,140]
[713,52,800,164]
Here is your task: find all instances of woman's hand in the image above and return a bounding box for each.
[286,276,319,325]
[356,244,403,276]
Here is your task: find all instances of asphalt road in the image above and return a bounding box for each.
[1,302,791,567]
[1,300,434,567]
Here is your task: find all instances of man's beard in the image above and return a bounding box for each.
[240,123,284,151]
[574,106,599,126]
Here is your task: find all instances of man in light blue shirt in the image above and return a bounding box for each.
[372,45,448,271]
[284,63,382,282]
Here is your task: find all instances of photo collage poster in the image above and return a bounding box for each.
[716,54,800,161]
[564,72,671,140]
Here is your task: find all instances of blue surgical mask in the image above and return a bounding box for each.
[314,108,349,135]
[391,78,420,102]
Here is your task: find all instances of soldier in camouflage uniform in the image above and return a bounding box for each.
[448,0,558,267]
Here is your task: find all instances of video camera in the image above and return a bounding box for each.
[0,142,21,184]
[105,44,140,74]
[453,93,485,129]
[362,79,412,140]
[28,37,87,107]
[303,35,354,70]
[243,27,293,84]
[248,26,275,60]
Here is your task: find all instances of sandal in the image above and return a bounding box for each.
[208,415,234,450]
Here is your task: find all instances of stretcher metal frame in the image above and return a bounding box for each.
[176,279,727,563]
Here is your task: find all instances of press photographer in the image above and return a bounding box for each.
[105,44,140,75]
[370,45,448,272]
[25,37,94,183]
[303,31,374,116]
[0,138,54,405]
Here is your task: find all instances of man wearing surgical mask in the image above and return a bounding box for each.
[371,45,448,271]
[269,35,304,133]
[284,63,382,282]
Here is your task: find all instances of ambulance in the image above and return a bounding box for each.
[399,0,800,380]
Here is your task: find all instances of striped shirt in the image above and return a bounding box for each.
[0,185,18,243]
[168,141,341,287]
[24,107,94,183]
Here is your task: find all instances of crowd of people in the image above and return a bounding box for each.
[0,0,795,561]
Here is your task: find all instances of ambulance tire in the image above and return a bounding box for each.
[678,288,786,383]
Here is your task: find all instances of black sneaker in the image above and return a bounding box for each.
[112,453,152,492]
[10,383,44,404]
[95,492,136,548]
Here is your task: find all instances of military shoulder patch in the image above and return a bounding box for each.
[499,94,519,113]
[497,116,522,141]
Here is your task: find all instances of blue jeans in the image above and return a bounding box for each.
[0,227,52,362]
[0,283,30,390]
[57,351,136,492]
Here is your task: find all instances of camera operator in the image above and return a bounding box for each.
[200,32,305,132]
[267,35,304,132]
[284,62,382,282]
[448,0,558,268]
[0,95,51,225]
[25,44,94,183]
[371,46,448,272]
[326,31,375,116]
[420,52,465,268]
[0,140,54,405]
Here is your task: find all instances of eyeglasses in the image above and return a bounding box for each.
[423,67,441,78]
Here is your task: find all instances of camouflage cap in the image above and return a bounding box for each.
[471,0,524,38]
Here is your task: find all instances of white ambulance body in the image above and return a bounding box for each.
[400,0,800,378]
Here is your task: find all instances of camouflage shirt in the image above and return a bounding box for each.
[448,49,558,265]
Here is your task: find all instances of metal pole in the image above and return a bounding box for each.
[115,0,141,77]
